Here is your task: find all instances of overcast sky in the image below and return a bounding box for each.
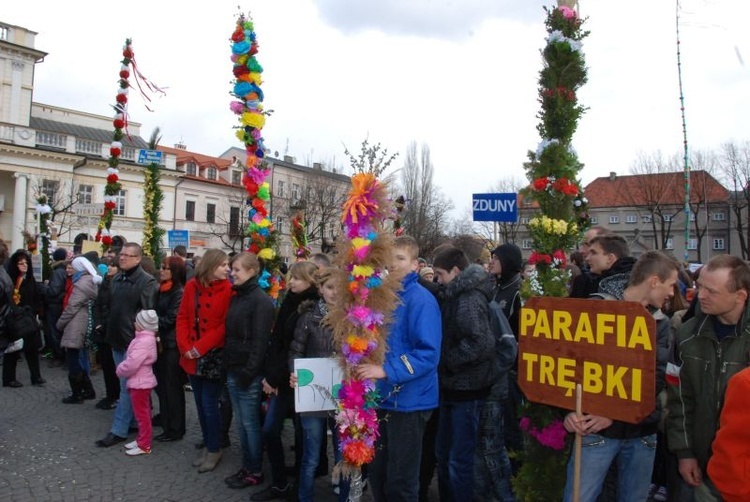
[4,0,748,220]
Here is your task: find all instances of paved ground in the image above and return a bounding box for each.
[0,360,369,502]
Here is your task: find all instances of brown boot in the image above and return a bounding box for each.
[192,448,207,467]
[198,451,222,473]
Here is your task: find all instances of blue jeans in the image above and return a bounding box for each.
[436,398,485,502]
[226,372,263,473]
[298,415,327,502]
[370,409,431,502]
[563,433,657,502]
[189,375,224,452]
[111,349,135,437]
[262,391,294,487]
[474,399,515,502]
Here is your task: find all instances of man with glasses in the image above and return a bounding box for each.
[667,255,750,501]
[96,243,158,447]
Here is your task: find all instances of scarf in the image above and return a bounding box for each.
[12,276,23,305]
[159,280,173,293]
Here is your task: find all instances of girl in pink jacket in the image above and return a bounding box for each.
[116,309,159,456]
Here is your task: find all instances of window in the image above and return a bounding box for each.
[713,238,725,250]
[522,239,533,250]
[663,214,673,222]
[0,25,8,42]
[206,203,216,224]
[665,238,674,250]
[689,213,696,222]
[185,200,196,221]
[206,166,217,181]
[232,170,242,185]
[712,212,726,221]
[687,238,698,250]
[590,217,598,224]
[625,215,637,224]
[113,190,126,216]
[41,179,59,206]
[277,180,285,197]
[229,207,241,236]
[292,183,300,202]
[609,215,620,224]
[78,184,93,204]
[276,215,284,233]
[186,162,197,176]
[643,215,652,223]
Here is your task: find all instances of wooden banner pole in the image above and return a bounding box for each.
[573,383,583,502]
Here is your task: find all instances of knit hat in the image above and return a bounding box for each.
[419,266,434,278]
[52,248,68,262]
[72,256,103,285]
[135,309,159,333]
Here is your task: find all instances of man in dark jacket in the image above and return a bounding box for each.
[570,225,613,298]
[562,250,677,502]
[96,242,157,447]
[432,246,496,501]
[667,255,750,501]
[43,247,69,366]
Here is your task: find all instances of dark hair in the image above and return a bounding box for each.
[8,249,34,283]
[140,256,157,276]
[589,234,629,260]
[0,239,8,265]
[172,245,188,258]
[163,256,187,288]
[570,251,585,269]
[433,246,469,272]
[704,255,750,293]
[123,242,144,257]
[629,250,679,286]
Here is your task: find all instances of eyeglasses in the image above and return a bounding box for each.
[119,253,139,258]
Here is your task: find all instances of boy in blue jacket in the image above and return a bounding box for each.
[355,235,442,502]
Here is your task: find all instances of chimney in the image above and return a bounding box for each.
[609,171,616,181]
[283,155,295,164]
[313,162,323,170]
[175,141,187,150]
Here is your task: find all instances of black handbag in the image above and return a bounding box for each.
[7,304,39,342]
[193,290,224,381]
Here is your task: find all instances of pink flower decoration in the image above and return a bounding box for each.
[247,167,269,184]
[229,101,245,114]
[559,5,576,19]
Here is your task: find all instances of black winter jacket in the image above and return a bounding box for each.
[106,265,158,351]
[156,285,183,348]
[289,299,335,368]
[439,264,496,400]
[264,286,319,392]
[225,276,275,389]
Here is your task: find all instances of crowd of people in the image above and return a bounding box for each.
[0,229,749,502]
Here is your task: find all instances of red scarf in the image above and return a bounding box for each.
[159,280,173,293]
[63,277,74,309]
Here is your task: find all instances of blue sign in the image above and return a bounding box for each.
[472,193,518,222]
[167,230,190,248]
[137,149,163,165]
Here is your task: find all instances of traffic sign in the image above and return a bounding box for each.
[168,229,190,248]
[472,193,518,222]
[138,149,163,165]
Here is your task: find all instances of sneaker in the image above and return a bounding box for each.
[224,467,249,484]
[124,441,139,450]
[226,472,264,489]
[250,484,289,501]
[125,446,151,456]
[653,485,668,502]
[95,398,117,410]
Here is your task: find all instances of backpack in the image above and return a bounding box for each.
[488,299,518,377]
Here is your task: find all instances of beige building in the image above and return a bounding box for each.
[0,20,350,262]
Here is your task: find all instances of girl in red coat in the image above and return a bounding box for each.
[176,249,233,473]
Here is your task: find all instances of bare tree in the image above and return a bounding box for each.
[686,150,719,262]
[625,151,682,249]
[344,137,398,177]
[205,191,248,253]
[718,140,750,259]
[31,176,80,242]
[398,142,454,256]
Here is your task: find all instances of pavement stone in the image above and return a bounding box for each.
[0,360,385,502]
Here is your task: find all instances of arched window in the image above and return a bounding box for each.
[206,166,217,180]
[73,233,92,254]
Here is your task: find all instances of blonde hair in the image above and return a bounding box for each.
[289,261,318,286]
[195,248,228,286]
[231,252,261,274]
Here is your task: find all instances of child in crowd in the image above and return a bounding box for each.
[116,309,159,456]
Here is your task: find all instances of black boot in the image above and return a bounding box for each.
[81,374,96,400]
[62,373,84,404]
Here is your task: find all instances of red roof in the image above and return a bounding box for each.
[584,170,728,208]
[158,145,232,170]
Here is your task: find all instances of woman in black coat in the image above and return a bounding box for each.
[3,249,45,387]
[154,256,187,441]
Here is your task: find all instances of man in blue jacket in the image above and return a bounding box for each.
[355,235,442,502]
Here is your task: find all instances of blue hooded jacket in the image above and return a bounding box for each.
[377,271,442,412]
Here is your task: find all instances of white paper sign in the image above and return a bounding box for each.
[293,357,343,413]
